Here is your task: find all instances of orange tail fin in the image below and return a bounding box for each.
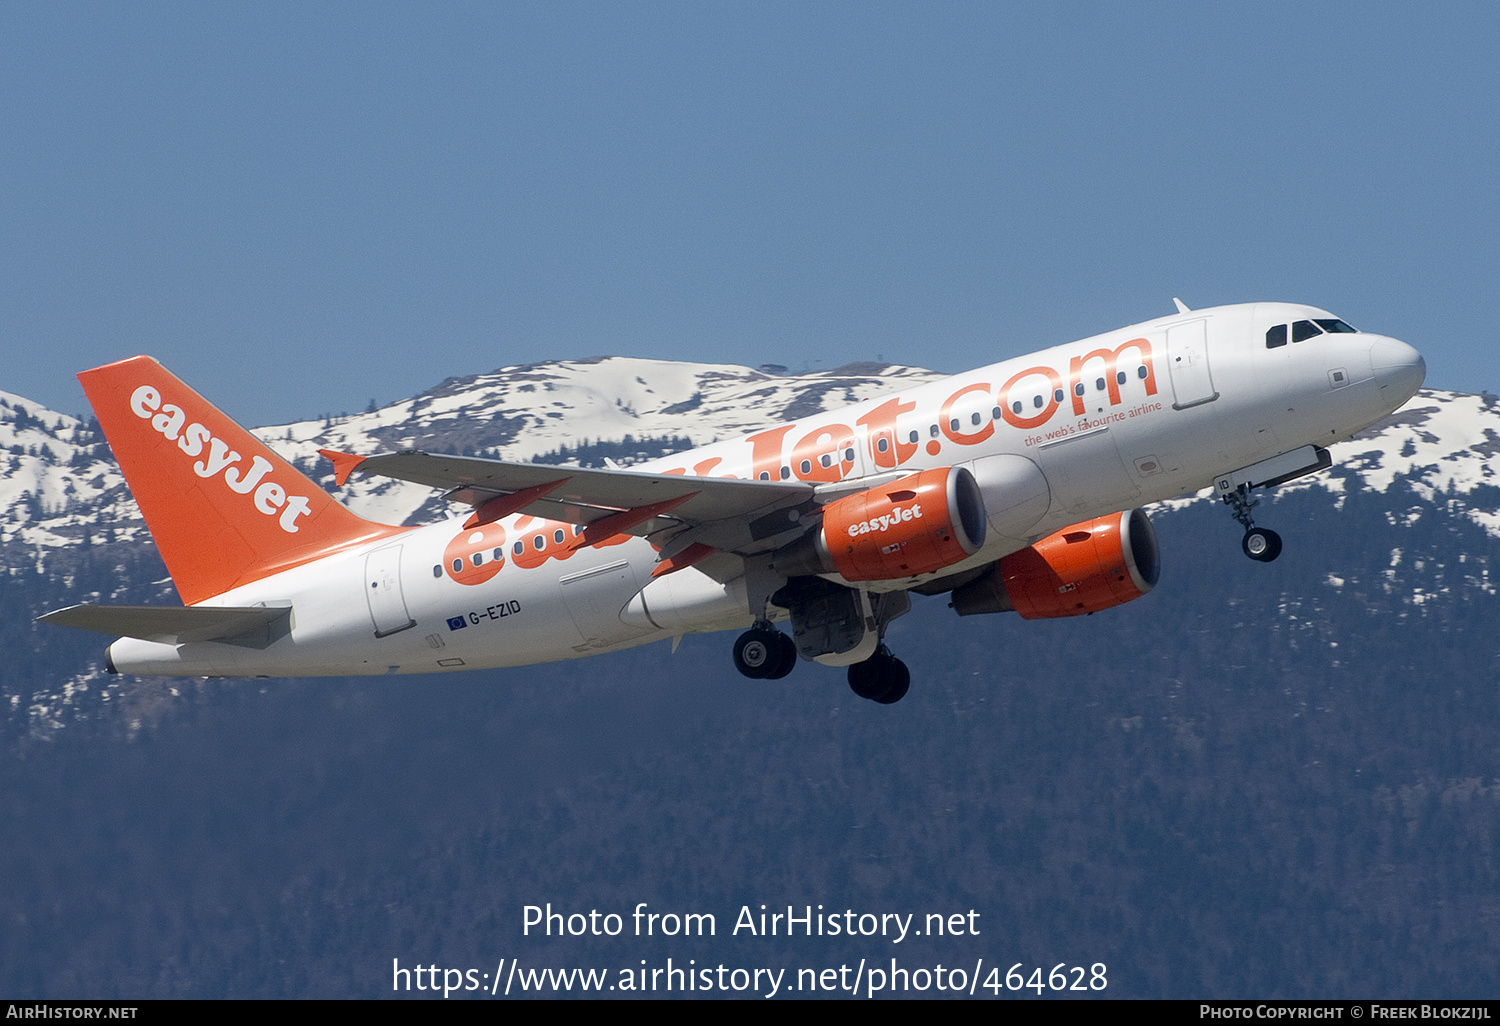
[80,356,406,605]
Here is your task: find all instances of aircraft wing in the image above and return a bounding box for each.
[329,450,822,559]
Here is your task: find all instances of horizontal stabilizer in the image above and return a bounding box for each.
[38,603,292,644]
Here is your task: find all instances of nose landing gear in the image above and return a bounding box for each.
[1241,526,1282,562]
[1223,483,1282,562]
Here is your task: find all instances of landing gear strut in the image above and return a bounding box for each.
[847,645,911,704]
[733,621,798,679]
[1223,484,1281,562]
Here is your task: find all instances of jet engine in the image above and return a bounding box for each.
[950,508,1160,618]
[771,466,987,581]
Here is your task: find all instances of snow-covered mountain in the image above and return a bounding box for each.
[2,358,950,549]
[8,359,1499,999]
[1,355,1496,556]
[258,356,947,527]
[5,357,1500,748]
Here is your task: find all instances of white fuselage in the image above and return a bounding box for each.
[107,302,1425,677]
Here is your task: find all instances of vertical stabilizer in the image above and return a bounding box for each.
[80,356,405,604]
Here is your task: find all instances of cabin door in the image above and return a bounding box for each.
[365,545,416,637]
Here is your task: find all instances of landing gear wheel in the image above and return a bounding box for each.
[847,646,911,704]
[872,658,910,704]
[1242,527,1282,562]
[847,658,887,700]
[733,630,775,678]
[763,632,798,680]
[734,628,797,679]
[1225,484,1281,563]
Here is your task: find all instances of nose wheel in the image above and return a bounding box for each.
[1223,484,1281,562]
[1241,526,1282,562]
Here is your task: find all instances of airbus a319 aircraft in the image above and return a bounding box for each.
[43,301,1424,704]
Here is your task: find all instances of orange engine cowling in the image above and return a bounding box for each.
[771,466,987,581]
[951,508,1160,618]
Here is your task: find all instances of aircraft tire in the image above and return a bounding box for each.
[734,629,784,678]
[872,656,911,704]
[848,646,908,702]
[763,632,798,680]
[1242,528,1283,562]
[848,658,889,700]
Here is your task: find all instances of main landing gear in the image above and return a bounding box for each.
[733,622,798,679]
[1223,484,1282,563]
[731,576,912,702]
[846,645,910,704]
[731,621,912,704]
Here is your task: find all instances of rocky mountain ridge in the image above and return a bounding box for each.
[6,360,1500,1000]
[0,357,947,553]
[2,356,1497,558]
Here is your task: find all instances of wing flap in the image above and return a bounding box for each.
[38,603,292,644]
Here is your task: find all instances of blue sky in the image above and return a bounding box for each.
[3,2,1496,426]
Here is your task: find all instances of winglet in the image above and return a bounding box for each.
[318,448,368,488]
[1172,297,1191,314]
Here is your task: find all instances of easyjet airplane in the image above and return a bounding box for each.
[42,301,1424,703]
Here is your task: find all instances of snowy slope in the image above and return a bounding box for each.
[0,359,947,545]
[0,392,135,553]
[1252,390,1500,539]
[250,357,947,526]
[1,353,1496,552]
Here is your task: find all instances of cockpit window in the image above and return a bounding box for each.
[1267,317,1357,349]
[1314,318,1357,333]
[1291,319,1323,343]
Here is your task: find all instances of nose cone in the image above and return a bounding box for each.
[1369,336,1426,406]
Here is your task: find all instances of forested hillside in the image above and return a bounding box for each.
[3,368,1499,998]
[4,475,1499,997]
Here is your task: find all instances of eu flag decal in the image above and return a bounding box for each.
[446,616,467,631]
